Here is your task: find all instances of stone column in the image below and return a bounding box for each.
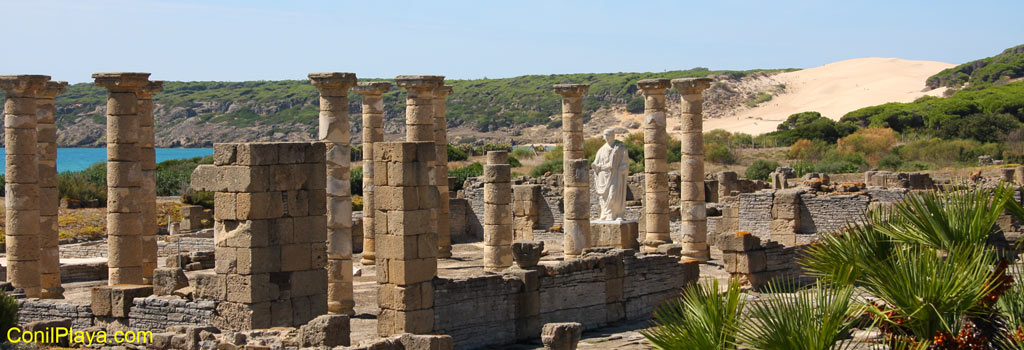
[1,74,50,298]
[36,80,67,298]
[94,72,151,285]
[309,72,358,316]
[671,78,712,263]
[483,151,513,272]
[353,81,391,266]
[138,81,163,285]
[373,142,437,336]
[554,84,590,260]
[637,79,671,253]
[395,75,445,258]
[433,85,453,259]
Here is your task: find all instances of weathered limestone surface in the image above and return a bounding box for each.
[354,81,391,266]
[373,141,438,336]
[562,159,591,259]
[434,85,454,259]
[483,151,514,272]
[512,185,542,240]
[542,322,582,350]
[718,232,812,289]
[672,77,712,263]
[139,81,163,285]
[396,75,445,262]
[309,72,357,316]
[94,72,152,285]
[2,74,51,297]
[192,142,329,330]
[36,80,67,298]
[637,79,672,253]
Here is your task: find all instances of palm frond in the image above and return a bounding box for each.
[736,282,862,350]
[641,278,743,350]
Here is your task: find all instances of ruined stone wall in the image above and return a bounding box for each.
[59,237,214,259]
[17,300,94,328]
[431,250,698,348]
[128,297,216,331]
[737,192,774,237]
[798,194,871,235]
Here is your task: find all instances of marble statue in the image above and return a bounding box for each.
[592,128,629,221]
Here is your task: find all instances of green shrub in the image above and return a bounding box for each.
[761,112,857,146]
[511,148,536,160]
[448,162,482,192]
[530,159,563,177]
[182,191,214,209]
[877,153,904,170]
[705,142,736,164]
[745,160,780,181]
[58,172,107,202]
[0,291,17,339]
[507,156,522,168]
[447,144,469,161]
[350,166,363,196]
[626,96,645,113]
[745,92,773,107]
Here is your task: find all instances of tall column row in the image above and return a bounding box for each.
[36,80,67,298]
[1,74,50,297]
[354,81,391,266]
[138,81,163,284]
[672,78,712,263]
[94,72,151,285]
[309,72,358,316]
[637,79,672,253]
[433,85,453,259]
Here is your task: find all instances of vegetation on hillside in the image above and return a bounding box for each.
[926,44,1024,90]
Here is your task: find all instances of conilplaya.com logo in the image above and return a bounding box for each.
[7,327,153,346]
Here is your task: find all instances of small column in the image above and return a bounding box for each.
[636,79,672,253]
[483,151,513,272]
[309,72,358,316]
[1,74,50,298]
[433,85,453,259]
[671,78,712,263]
[373,142,438,336]
[353,81,391,266]
[138,80,163,285]
[554,84,590,260]
[94,72,151,285]
[36,80,67,298]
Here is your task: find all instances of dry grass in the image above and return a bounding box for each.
[0,198,188,244]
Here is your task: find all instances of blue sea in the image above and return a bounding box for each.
[0,148,213,174]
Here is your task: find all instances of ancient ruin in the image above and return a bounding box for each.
[672,77,712,263]
[554,84,591,260]
[483,150,514,272]
[637,78,672,253]
[36,80,67,299]
[354,81,391,265]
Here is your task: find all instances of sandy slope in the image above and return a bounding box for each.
[703,57,954,135]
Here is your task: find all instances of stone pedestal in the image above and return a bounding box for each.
[636,79,671,253]
[483,151,513,272]
[138,81,163,285]
[94,72,151,285]
[591,220,639,250]
[309,72,358,316]
[36,80,67,298]
[671,78,712,263]
[1,74,50,298]
[354,81,391,266]
[434,85,453,258]
[373,142,438,336]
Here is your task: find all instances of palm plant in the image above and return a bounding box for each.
[801,216,895,286]
[737,283,863,350]
[641,278,744,350]
[998,262,1024,349]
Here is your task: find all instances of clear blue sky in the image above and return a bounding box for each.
[2,0,1022,83]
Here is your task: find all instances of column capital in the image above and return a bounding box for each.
[434,85,453,98]
[308,72,357,96]
[637,78,671,94]
[671,77,713,95]
[395,75,444,92]
[92,72,151,92]
[553,83,589,97]
[353,81,392,96]
[37,81,68,99]
[137,81,164,99]
[0,75,51,97]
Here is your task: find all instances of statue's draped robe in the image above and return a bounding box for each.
[592,141,630,221]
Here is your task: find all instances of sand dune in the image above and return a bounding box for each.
[703,57,954,135]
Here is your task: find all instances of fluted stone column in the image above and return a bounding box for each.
[309,72,358,316]
[395,75,444,257]
[671,78,712,263]
[637,79,671,253]
[433,85,453,259]
[354,81,391,266]
[554,84,590,260]
[94,72,151,285]
[36,80,67,298]
[1,74,50,297]
[483,151,513,272]
[138,81,163,285]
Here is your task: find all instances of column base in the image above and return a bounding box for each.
[680,243,710,263]
[328,301,356,316]
[642,239,671,253]
[360,253,376,265]
[591,220,639,250]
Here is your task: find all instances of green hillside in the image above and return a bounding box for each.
[925,44,1024,90]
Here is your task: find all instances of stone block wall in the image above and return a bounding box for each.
[718,233,812,289]
[192,142,329,330]
[431,250,699,348]
[128,297,217,331]
[18,299,95,328]
[512,185,542,240]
